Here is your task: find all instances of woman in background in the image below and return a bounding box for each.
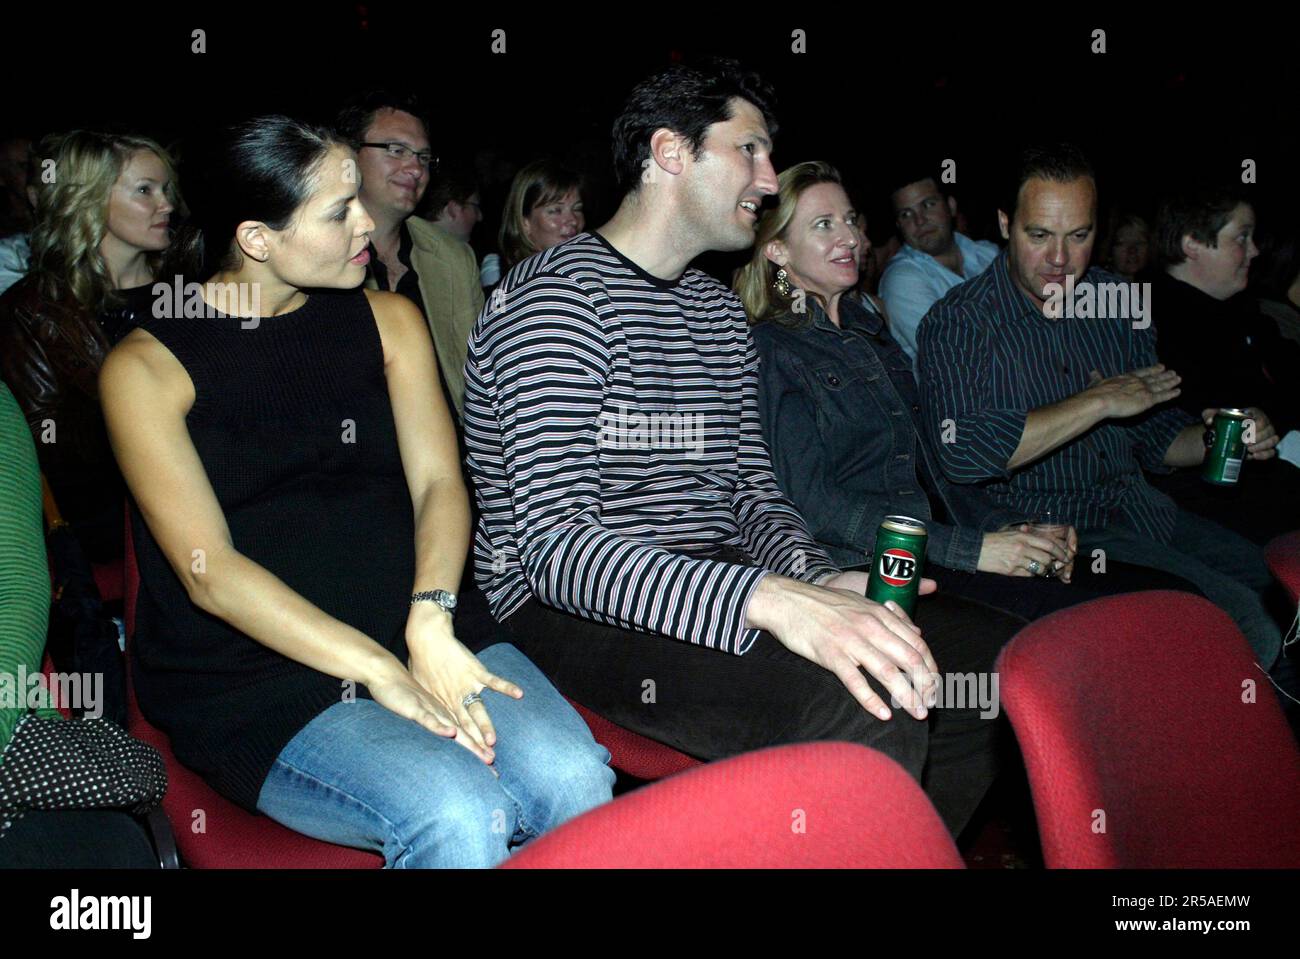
[486,158,584,285]
[0,131,179,565]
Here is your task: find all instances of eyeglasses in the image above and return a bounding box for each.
[360,142,438,169]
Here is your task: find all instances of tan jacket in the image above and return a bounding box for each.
[366,218,484,415]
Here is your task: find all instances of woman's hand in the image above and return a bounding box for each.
[978,526,1074,579]
[365,659,461,741]
[405,605,523,764]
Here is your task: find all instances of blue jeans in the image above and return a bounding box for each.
[256,643,614,868]
[1079,510,1282,670]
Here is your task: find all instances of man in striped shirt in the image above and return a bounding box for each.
[917,143,1293,697]
[464,59,1017,838]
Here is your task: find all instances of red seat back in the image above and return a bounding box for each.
[1265,530,1300,605]
[92,558,123,604]
[997,591,1300,868]
[39,652,73,719]
[504,741,963,868]
[564,699,701,780]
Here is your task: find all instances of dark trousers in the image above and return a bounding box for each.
[1151,459,1300,547]
[1079,510,1283,668]
[506,588,1021,840]
[930,558,1201,624]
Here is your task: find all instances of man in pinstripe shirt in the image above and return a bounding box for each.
[917,144,1294,701]
[465,60,1019,839]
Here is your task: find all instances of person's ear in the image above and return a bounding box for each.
[645,128,687,183]
[234,221,271,263]
[764,239,788,267]
[947,196,958,219]
[997,209,1011,241]
[1180,233,1203,261]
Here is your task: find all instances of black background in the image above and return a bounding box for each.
[8,5,1297,261]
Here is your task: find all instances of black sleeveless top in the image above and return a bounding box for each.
[129,288,415,813]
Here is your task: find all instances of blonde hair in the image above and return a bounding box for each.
[733,160,843,326]
[28,131,180,311]
[497,158,582,271]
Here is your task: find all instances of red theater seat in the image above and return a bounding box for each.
[564,699,702,781]
[505,741,963,869]
[997,591,1300,868]
[92,557,123,604]
[1265,530,1300,604]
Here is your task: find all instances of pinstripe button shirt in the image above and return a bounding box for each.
[916,250,1195,544]
[464,232,838,654]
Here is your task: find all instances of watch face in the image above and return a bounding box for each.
[413,590,457,611]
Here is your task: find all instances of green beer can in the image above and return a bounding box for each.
[1202,408,1250,486]
[866,515,928,617]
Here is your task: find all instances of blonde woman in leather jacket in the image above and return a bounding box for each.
[0,131,179,564]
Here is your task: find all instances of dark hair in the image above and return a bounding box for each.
[885,154,948,205]
[421,162,478,220]
[334,89,431,150]
[611,57,778,197]
[1154,185,1247,267]
[0,131,36,237]
[176,115,344,279]
[1001,143,1095,220]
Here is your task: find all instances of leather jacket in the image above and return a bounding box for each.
[0,275,131,561]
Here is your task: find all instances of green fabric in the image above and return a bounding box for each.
[0,381,59,762]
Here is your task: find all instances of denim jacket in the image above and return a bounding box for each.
[751,295,1024,572]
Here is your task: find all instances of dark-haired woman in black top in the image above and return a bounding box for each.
[100,116,612,868]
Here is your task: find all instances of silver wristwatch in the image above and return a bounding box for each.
[411,589,457,614]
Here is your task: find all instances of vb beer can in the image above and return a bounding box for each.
[1202,408,1249,486]
[866,515,927,617]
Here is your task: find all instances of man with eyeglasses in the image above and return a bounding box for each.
[336,90,485,419]
[879,164,999,372]
[336,90,508,699]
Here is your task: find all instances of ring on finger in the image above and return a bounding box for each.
[1027,559,1043,576]
[461,691,483,709]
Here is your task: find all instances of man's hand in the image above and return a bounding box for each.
[1061,525,1079,583]
[820,569,937,598]
[746,574,940,722]
[1203,407,1278,460]
[978,526,1073,578]
[1085,365,1182,418]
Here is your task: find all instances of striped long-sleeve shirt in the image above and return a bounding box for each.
[916,250,1194,543]
[463,232,838,654]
